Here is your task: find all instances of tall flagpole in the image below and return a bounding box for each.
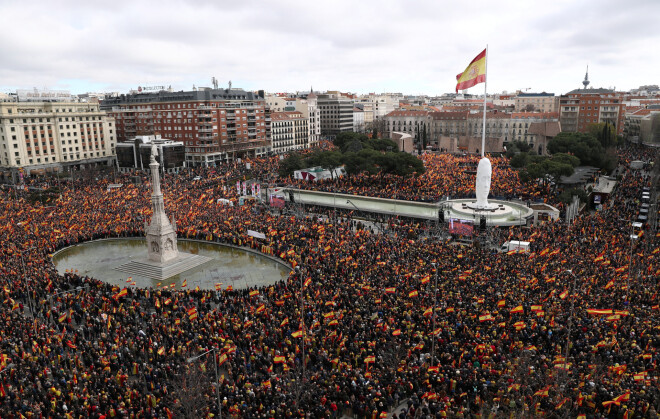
[481,45,488,157]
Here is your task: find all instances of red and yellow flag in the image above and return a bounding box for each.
[456,49,486,92]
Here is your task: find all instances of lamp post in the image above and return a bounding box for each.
[430,263,439,367]
[19,246,38,333]
[619,218,636,304]
[186,348,221,419]
[563,269,578,374]
[295,265,306,383]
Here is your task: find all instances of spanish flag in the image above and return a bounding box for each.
[273,355,286,363]
[408,290,419,298]
[534,385,550,397]
[587,309,613,315]
[456,49,486,92]
[510,305,524,314]
[217,353,228,366]
[249,290,259,297]
[112,288,128,300]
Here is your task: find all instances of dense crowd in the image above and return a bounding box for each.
[291,154,551,203]
[0,145,658,418]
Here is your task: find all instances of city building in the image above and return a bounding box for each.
[0,92,116,181]
[510,112,561,154]
[353,107,365,133]
[266,92,320,147]
[385,110,512,154]
[559,88,626,134]
[430,111,511,154]
[102,87,270,167]
[385,110,429,149]
[303,91,321,146]
[514,92,559,112]
[625,109,660,144]
[317,91,354,136]
[115,134,185,173]
[270,111,309,154]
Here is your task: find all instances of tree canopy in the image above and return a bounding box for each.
[279,132,425,179]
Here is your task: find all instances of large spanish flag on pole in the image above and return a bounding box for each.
[456,48,487,92]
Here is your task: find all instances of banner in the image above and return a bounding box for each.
[247,230,266,240]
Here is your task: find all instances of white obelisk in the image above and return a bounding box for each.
[145,144,179,263]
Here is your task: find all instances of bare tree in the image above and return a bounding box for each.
[170,364,212,418]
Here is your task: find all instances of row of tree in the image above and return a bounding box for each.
[508,123,620,201]
[279,132,425,178]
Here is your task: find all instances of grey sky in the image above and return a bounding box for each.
[1,0,658,96]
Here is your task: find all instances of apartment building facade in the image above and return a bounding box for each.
[0,98,116,180]
[102,88,270,167]
[270,111,309,154]
[514,92,559,113]
[559,88,626,135]
[266,93,320,147]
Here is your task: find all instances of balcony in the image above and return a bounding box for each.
[198,127,214,133]
[197,105,213,111]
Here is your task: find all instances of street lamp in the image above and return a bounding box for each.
[619,218,638,304]
[19,246,38,333]
[563,269,578,372]
[430,263,439,367]
[295,265,306,383]
[186,348,221,419]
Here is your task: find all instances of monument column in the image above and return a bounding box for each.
[145,144,179,263]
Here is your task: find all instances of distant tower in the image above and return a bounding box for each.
[582,66,590,89]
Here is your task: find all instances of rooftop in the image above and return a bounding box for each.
[565,88,616,95]
[517,92,555,97]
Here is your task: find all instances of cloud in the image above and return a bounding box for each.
[1,0,658,95]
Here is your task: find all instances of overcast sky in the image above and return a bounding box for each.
[1,0,658,96]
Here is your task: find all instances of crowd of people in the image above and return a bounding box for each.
[293,154,551,203]
[0,144,657,418]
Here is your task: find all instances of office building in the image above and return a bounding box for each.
[0,93,116,181]
[102,88,270,166]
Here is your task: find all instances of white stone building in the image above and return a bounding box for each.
[0,97,116,180]
[270,111,309,154]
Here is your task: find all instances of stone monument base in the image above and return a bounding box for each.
[465,202,499,211]
[115,252,212,281]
